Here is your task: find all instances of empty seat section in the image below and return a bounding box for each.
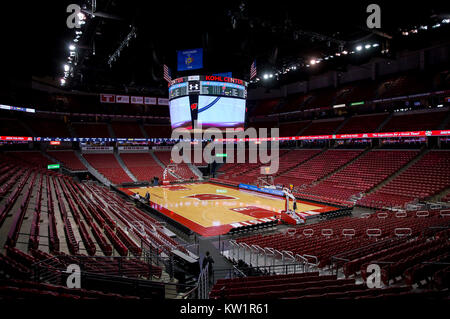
[111,122,144,138]
[24,118,71,137]
[47,150,86,171]
[143,125,172,138]
[380,111,446,132]
[275,149,362,187]
[337,113,388,134]
[300,150,418,206]
[358,150,450,208]
[301,119,344,136]
[83,153,132,184]
[72,123,111,138]
[120,153,164,181]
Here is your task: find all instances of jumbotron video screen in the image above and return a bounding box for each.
[168,75,247,130]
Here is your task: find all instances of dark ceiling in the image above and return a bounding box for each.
[34,0,450,95]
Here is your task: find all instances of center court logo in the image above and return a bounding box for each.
[185,194,237,201]
[171,123,280,175]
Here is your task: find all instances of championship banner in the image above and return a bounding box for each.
[144,97,157,105]
[115,95,130,104]
[177,48,203,71]
[100,94,115,103]
[131,96,144,104]
[157,98,169,106]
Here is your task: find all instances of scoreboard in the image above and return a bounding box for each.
[200,81,246,99]
[169,83,188,99]
[168,75,247,130]
[168,75,247,101]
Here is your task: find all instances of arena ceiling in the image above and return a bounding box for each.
[34,0,450,95]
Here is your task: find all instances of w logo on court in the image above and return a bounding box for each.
[186,194,237,201]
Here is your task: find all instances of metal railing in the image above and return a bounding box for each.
[226,240,316,273]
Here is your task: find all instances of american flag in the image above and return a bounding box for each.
[163,64,172,83]
[250,60,257,79]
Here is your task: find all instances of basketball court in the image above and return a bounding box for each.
[124,183,337,236]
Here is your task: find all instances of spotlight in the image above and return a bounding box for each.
[310,59,316,65]
[365,44,371,49]
[64,64,70,72]
[263,74,269,79]
[372,43,379,47]
[60,78,66,86]
[356,45,362,51]
[69,44,76,51]
[342,50,348,55]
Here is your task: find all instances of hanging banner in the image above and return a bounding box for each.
[131,96,144,104]
[115,95,130,104]
[144,97,157,105]
[157,98,169,106]
[100,94,115,103]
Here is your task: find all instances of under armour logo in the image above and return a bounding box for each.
[189,84,199,90]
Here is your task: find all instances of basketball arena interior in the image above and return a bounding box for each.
[1,0,450,306]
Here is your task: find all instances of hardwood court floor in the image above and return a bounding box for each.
[128,183,335,236]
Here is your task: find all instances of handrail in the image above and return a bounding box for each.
[303,254,319,266]
[394,227,412,237]
[281,250,295,263]
[295,254,308,264]
[321,228,333,237]
[366,228,382,237]
[302,228,314,237]
[181,286,198,299]
[342,228,356,237]
[229,240,238,260]
[251,244,264,255]
[440,210,450,217]
[395,211,407,218]
[416,210,429,217]
[273,249,283,260]
[286,228,296,236]
[377,212,388,219]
